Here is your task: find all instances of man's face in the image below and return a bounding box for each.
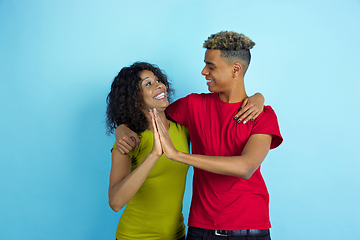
[201,49,234,93]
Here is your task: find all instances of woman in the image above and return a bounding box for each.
[106,62,264,239]
[106,62,190,240]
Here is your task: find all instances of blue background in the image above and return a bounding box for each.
[1,0,359,239]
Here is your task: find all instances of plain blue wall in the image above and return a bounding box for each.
[1,0,359,239]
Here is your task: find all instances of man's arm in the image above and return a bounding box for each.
[173,134,271,179]
[152,108,272,179]
[115,92,265,154]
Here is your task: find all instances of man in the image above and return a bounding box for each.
[117,31,282,239]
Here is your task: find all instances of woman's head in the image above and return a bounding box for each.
[138,69,169,111]
[106,62,173,135]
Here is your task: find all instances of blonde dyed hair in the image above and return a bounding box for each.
[203,31,255,50]
[203,31,255,72]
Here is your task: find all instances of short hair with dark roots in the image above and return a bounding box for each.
[203,31,255,72]
[106,62,173,135]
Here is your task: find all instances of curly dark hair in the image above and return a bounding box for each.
[203,31,255,72]
[106,62,173,135]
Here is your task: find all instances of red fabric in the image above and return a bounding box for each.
[166,93,283,230]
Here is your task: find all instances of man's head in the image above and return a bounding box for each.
[203,31,255,75]
[201,31,255,96]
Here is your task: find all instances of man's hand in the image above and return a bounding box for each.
[149,109,163,158]
[234,92,265,124]
[150,108,178,160]
[115,124,140,154]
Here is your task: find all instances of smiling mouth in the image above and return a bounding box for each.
[206,79,214,85]
[153,91,166,100]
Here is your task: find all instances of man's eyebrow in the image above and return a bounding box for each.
[205,61,215,66]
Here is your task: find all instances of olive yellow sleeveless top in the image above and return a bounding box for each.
[112,121,190,239]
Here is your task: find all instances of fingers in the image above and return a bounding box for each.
[234,104,262,124]
[129,134,141,148]
[233,98,248,121]
[149,109,163,157]
[152,108,178,159]
[115,124,141,151]
[241,98,248,109]
[153,108,167,135]
[149,109,160,137]
[116,136,136,154]
[233,107,245,121]
[149,109,156,132]
[148,108,165,140]
[234,104,252,124]
[234,94,264,124]
[241,109,260,124]
[152,109,170,144]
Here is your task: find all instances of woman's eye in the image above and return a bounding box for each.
[145,82,152,86]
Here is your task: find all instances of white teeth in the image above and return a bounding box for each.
[207,80,213,83]
[154,92,165,100]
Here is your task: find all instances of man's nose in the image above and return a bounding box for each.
[201,67,208,75]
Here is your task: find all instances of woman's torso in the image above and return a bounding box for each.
[114,121,190,239]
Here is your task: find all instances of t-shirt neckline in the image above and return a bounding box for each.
[213,92,244,106]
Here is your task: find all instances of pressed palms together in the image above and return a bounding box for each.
[149,108,179,160]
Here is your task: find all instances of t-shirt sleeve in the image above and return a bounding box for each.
[111,141,117,152]
[111,140,138,160]
[166,94,191,128]
[251,106,283,149]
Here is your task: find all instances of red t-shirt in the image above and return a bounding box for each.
[166,92,283,230]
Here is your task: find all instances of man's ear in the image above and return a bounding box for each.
[233,62,243,77]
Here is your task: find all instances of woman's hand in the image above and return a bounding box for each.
[149,109,163,158]
[234,92,265,124]
[150,108,178,160]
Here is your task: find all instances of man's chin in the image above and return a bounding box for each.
[207,86,218,93]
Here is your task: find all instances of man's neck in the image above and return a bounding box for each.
[218,79,247,103]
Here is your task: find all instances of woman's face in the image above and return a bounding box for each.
[139,70,169,111]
